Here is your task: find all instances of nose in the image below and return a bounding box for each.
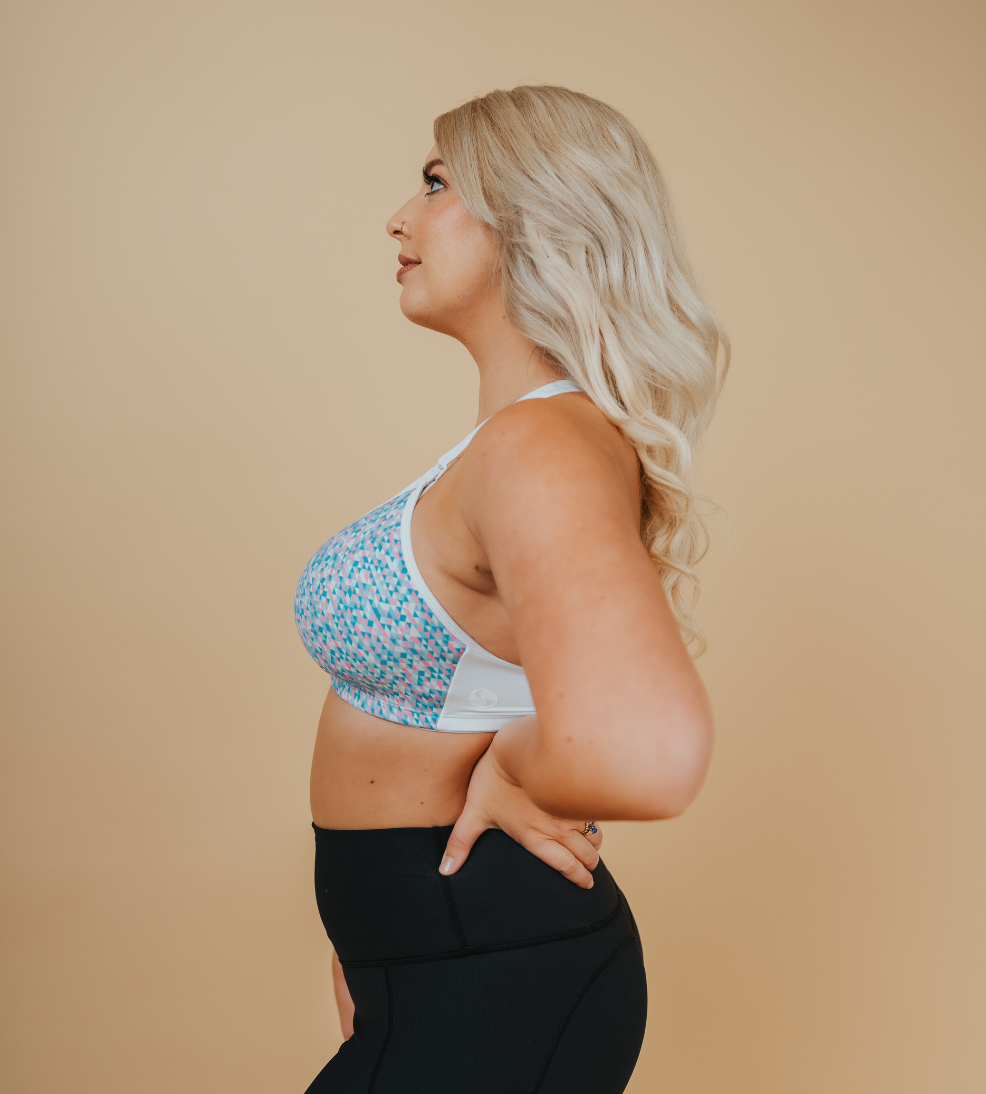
[386,202,412,241]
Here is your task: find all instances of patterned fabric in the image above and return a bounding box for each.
[295,380,581,730]
[294,488,466,729]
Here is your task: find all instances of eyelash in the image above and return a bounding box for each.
[423,172,446,194]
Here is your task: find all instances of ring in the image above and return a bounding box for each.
[583,821,598,835]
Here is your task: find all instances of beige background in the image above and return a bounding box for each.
[2,1,984,1091]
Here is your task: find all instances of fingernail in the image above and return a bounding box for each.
[587,878,594,888]
[440,856,455,875]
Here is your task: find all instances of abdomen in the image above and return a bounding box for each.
[310,688,495,830]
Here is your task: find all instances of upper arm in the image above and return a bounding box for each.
[460,397,712,809]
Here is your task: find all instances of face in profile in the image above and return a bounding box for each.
[387,144,500,340]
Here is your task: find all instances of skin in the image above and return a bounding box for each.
[313,144,714,1038]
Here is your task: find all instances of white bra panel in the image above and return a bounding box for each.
[400,378,580,732]
[436,645,536,732]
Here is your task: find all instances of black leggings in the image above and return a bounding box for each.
[307,823,647,1093]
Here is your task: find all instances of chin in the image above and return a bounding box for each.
[399,293,453,336]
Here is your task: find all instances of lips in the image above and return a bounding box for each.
[396,254,420,283]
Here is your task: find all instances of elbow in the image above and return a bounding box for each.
[635,767,705,820]
[617,762,707,822]
[527,710,714,822]
[633,714,714,820]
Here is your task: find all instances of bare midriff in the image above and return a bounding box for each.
[310,687,495,830]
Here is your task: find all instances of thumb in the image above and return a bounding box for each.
[439,803,494,877]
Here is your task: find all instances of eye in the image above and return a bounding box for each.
[423,172,446,194]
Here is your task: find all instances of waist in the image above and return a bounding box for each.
[311,688,495,829]
[313,823,623,968]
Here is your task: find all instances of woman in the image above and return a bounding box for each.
[294,85,728,1093]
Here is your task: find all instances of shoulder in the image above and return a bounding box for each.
[475,390,619,454]
[459,392,641,531]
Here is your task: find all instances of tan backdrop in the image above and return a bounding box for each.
[2,1,983,1091]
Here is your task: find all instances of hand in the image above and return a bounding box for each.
[440,744,603,888]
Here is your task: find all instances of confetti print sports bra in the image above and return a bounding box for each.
[294,379,581,732]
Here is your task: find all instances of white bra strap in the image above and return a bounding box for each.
[431,423,485,477]
[515,379,581,402]
[424,378,583,486]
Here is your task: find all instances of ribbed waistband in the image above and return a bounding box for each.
[313,823,623,968]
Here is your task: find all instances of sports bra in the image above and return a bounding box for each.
[294,379,581,732]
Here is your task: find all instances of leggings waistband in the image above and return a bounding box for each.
[313,823,623,967]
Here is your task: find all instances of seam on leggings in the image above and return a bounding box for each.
[366,966,392,1094]
[531,935,635,1093]
[341,898,622,969]
[431,826,469,949]
[618,889,640,941]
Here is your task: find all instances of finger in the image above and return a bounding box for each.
[515,833,594,889]
[558,820,604,848]
[560,830,601,873]
[496,816,598,887]
[567,821,603,851]
[440,803,494,877]
[558,820,602,861]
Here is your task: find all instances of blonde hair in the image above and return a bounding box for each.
[435,85,730,654]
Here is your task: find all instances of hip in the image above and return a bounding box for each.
[313,822,630,966]
[308,824,647,1094]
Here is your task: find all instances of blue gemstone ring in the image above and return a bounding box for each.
[583,822,598,836]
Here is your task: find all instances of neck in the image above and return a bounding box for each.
[459,308,566,423]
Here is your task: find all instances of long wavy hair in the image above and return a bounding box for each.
[435,85,729,654]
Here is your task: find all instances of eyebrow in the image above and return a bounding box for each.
[423,158,445,175]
